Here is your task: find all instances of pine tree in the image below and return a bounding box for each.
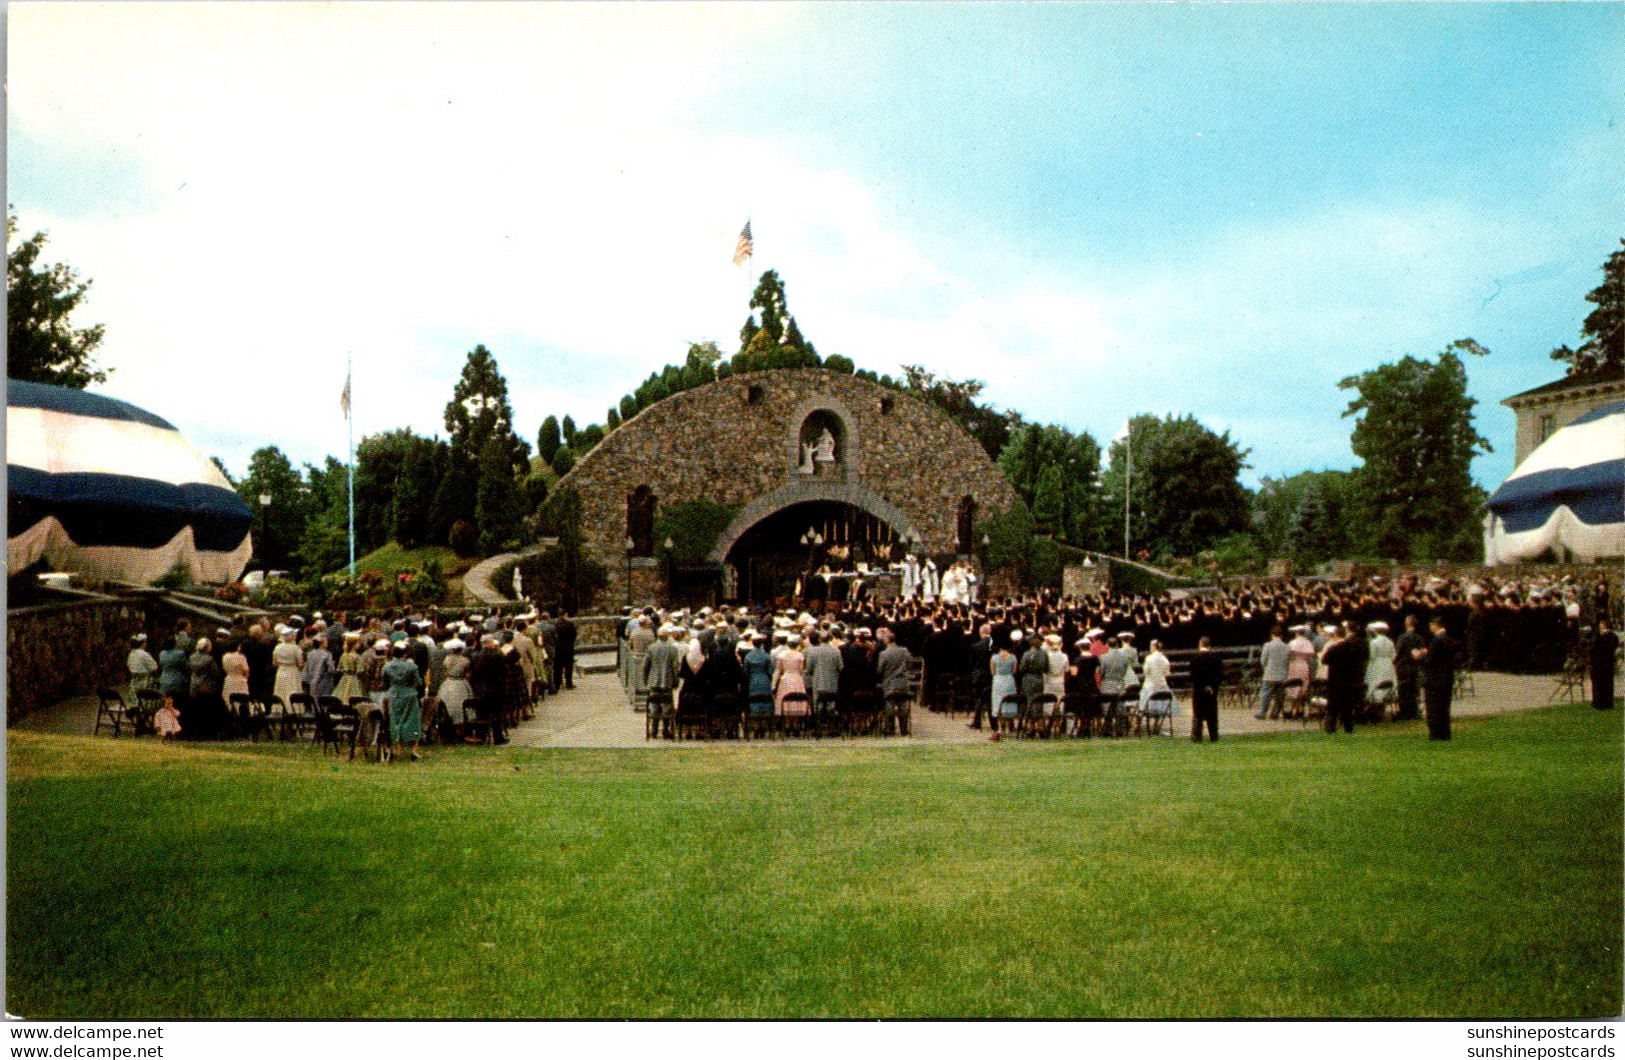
[475,435,521,555]
[6,211,108,388]
[561,415,577,449]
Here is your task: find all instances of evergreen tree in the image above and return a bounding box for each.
[578,423,605,453]
[536,415,561,465]
[619,395,638,422]
[475,435,522,554]
[1031,464,1068,537]
[391,436,436,549]
[444,345,528,548]
[551,447,576,476]
[606,407,620,430]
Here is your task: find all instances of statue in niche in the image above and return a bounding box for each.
[814,428,837,463]
[797,442,817,475]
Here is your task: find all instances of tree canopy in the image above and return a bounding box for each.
[1551,238,1625,378]
[1339,339,1491,561]
[1101,414,1251,561]
[7,210,108,388]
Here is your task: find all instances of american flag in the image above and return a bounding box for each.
[340,367,351,419]
[732,221,753,266]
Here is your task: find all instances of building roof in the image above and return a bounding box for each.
[1502,364,1625,407]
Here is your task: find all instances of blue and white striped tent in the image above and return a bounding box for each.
[7,380,253,585]
[1484,400,1625,565]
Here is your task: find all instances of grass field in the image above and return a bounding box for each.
[7,705,1620,1019]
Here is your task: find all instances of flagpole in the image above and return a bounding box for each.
[1123,421,1132,560]
[346,355,356,577]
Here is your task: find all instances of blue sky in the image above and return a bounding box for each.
[8,3,1623,490]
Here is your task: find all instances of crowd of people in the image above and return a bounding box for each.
[124,607,582,757]
[617,569,1619,739]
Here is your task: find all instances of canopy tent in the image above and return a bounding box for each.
[1484,400,1624,565]
[7,379,253,585]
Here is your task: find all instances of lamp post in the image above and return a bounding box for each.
[257,492,272,569]
[662,536,675,603]
[623,535,635,608]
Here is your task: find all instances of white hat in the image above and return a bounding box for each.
[1010,630,1024,642]
[445,639,466,651]
[1118,631,1135,640]
[132,632,147,643]
[787,633,802,645]
[374,638,391,651]
[1367,621,1389,632]
[1085,628,1104,639]
[1322,625,1339,635]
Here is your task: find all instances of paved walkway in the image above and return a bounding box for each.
[12,670,1582,747]
[461,545,545,606]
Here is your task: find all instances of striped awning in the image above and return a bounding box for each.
[7,379,253,585]
[1484,400,1624,564]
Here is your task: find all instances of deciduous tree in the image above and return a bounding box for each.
[7,211,108,388]
[1339,339,1491,561]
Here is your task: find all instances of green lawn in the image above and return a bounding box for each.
[351,542,470,579]
[7,707,1621,1019]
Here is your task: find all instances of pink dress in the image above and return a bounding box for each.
[775,650,809,716]
[154,704,182,738]
[222,651,251,699]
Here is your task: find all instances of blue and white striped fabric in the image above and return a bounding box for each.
[7,380,253,585]
[1484,400,1624,565]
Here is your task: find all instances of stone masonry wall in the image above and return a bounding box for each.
[559,369,1022,611]
[7,597,146,724]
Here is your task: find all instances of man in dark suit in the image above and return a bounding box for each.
[1188,636,1224,743]
[1590,617,1619,711]
[1320,620,1368,735]
[1417,615,1459,740]
[469,635,511,744]
[968,623,994,730]
[1393,614,1426,721]
[554,611,577,690]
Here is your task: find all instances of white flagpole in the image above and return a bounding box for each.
[1123,421,1132,560]
[346,356,356,577]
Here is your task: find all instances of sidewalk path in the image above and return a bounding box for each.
[12,670,1583,747]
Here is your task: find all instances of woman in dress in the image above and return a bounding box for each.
[187,638,227,739]
[221,639,251,732]
[382,642,423,761]
[1286,625,1317,712]
[333,633,364,702]
[1364,620,1398,711]
[157,635,191,723]
[271,627,305,708]
[990,639,1018,725]
[1043,634,1068,701]
[743,635,775,714]
[127,634,158,693]
[437,639,473,720]
[773,633,808,716]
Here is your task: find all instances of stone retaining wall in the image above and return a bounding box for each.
[7,597,146,724]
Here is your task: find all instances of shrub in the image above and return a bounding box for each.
[653,499,738,567]
[449,520,479,558]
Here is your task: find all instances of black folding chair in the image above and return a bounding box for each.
[94,688,135,737]
[316,696,359,759]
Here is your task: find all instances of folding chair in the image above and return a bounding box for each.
[780,691,812,737]
[1141,690,1176,737]
[316,696,360,759]
[743,693,776,740]
[94,688,135,737]
[884,691,913,737]
[461,696,495,745]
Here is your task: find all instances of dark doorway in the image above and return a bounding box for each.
[724,500,900,606]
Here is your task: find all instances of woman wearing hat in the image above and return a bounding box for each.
[127,634,158,694]
[271,626,304,707]
[333,633,365,702]
[382,642,424,761]
[437,639,473,725]
[221,638,251,703]
[1286,625,1317,715]
[991,633,1019,726]
[1365,621,1398,715]
[774,632,808,716]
